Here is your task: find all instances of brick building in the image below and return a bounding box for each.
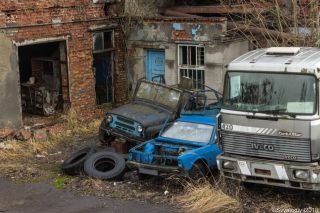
[0,0,252,129]
[0,0,127,128]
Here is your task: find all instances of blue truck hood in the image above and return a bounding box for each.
[108,102,171,126]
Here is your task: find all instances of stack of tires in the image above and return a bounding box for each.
[62,147,126,181]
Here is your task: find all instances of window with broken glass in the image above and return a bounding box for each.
[93,31,114,53]
[92,31,114,104]
[178,45,205,90]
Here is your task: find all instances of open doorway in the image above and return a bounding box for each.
[18,41,69,125]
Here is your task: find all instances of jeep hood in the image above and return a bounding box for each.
[108,103,172,126]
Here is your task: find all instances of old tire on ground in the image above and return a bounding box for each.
[84,151,126,181]
[62,146,96,175]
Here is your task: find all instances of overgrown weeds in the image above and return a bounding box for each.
[177,177,242,213]
[65,108,101,136]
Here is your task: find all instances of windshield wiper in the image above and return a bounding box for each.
[255,109,296,118]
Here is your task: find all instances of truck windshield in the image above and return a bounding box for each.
[135,82,181,109]
[223,72,317,115]
[161,121,213,144]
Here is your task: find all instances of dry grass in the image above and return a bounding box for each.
[0,139,55,161]
[177,178,242,213]
[0,108,102,162]
[65,108,101,136]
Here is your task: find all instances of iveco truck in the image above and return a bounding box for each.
[217,47,320,190]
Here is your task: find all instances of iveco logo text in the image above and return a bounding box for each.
[278,130,302,137]
[221,123,233,131]
[251,143,275,151]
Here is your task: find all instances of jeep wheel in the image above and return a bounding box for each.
[84,151,126,181]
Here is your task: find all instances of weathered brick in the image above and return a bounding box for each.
[0,0,127,119]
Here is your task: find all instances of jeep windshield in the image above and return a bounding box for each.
[135,81,181,109]
[223,71,317,115]
[160,121,213,144]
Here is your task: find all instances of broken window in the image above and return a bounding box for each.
[93,31,114,53]
[179,45,204,67]
[92,30,114,104]
[178,45,205,89]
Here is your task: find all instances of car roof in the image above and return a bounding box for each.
[228,47,320,78]
[177,115,216,125]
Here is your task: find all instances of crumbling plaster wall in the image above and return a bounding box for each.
[205,39,249,92]
[127,19,249,93]
[0,33,22,128]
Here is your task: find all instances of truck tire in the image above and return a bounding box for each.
[84,151,126,181]
[62,146,96,175]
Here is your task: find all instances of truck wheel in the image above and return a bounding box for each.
[84,151,126,181]
[62,146,96,175]
[188,162,207,180]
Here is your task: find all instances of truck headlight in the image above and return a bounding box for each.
[222,161,235,170]
[137,125,143,133]
[294,170,309,180]
[106,115,113,123]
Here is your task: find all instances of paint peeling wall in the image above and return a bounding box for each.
[129,20,227,43]
[0,33,22,128]
[127,19,249,93]
[205,40,249,92]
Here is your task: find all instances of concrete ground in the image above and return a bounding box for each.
[0,179,178,213]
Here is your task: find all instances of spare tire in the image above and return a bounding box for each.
[84,151,126,181]
[62,146,96,175]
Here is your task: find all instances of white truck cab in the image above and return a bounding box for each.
[217,47,320,190]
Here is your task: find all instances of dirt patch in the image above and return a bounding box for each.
[0,132,179,206]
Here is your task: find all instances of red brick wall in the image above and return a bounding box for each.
[0,0,127,118]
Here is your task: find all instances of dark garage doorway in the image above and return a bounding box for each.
[18,41,69,121]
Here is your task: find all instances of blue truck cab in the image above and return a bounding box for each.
[127,102,222,177]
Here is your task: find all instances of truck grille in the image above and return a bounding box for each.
[222,131,311,162]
